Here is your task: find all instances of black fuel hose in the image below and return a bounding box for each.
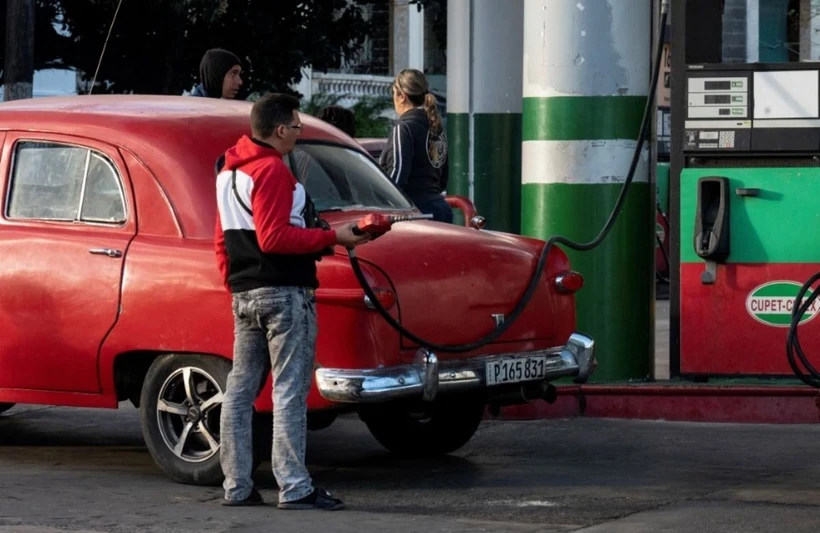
[347,5,670,354]
[786,273,820,388]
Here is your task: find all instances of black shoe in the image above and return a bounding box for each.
[221,488,265,506]
[278,488,344,510]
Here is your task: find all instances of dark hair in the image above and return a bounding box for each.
[251,93,300,138]
[394,68,442,136]
[317,105,356,137]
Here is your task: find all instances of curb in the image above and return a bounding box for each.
[487,384,820,424]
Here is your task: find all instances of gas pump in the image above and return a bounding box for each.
[671,1,820,381]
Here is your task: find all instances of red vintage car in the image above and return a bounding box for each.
[0,95,594,485]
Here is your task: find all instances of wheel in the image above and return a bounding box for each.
[138,354,266,486]
[359,396,485,457]
[0,403,15,415]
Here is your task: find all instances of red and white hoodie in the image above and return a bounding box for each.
[215,135,337,293]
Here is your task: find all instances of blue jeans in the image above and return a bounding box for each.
[414,196,454,224]
[220,286,317,503]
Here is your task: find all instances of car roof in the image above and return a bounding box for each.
[0,95,356,238]
[0,94,351,142]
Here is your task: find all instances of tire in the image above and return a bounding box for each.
[0,403,15,415]
[359,396,485,457]
[139,354,265,486]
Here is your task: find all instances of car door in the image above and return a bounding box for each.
[0,133,136,393]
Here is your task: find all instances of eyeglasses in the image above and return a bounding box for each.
[284,123,303,131]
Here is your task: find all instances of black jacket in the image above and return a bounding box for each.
[380,108,448,203]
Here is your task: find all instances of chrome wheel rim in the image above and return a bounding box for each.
[156,366,223,463]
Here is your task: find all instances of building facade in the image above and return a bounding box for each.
[293,0,446,115]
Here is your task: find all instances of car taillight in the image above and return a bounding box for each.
[364,289,396,310]
[554,271,584,293]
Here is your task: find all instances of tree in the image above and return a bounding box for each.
[0,0,75,82]
[43,0,371,96]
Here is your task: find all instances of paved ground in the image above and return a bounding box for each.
[1,403,819,532]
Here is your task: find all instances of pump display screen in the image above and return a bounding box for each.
[705,81,732,91]
[684,65,820,152]
[705,94,732,104]
[754,71,819,119]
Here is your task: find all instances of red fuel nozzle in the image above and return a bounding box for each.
[352,213,434,236]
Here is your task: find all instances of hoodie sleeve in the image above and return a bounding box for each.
[382,122,414,189]
[440,158,449,193]
[214,211,230,291]
[251,163,338,255]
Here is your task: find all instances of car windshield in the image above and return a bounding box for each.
[284,142,414,212]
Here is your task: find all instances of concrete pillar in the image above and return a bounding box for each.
[747,0,760,62]
[294,67,313,101]
[446,0,524,233]
[520,0,653,382]
[446,0,471,203]
[392,0,410,74]
[408,3,425,70]
[800,0,820,61]
[391,0,425,74]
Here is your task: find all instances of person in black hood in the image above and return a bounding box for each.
[190,48,244,99]
[380,68,452,223]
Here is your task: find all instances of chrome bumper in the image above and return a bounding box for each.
[314,333,595,403]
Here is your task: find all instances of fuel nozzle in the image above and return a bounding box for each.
[352,213,434,236]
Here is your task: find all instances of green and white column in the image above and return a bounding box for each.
[446,0,471,217]
[447,0,523,233]
[521,0,653,381]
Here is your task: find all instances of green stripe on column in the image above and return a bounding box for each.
[522,183,653,382]
[446,113,470,227]
[522,96,646,141]
[446,113,471,198]
[473,113,522,234]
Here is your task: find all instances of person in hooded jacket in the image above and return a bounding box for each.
[215,93,369,509]
[190,48,244,99]
[379,68,452,223]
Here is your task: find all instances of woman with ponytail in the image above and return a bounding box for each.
[379,69,453,223]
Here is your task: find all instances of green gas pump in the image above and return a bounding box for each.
[671,1,820,382]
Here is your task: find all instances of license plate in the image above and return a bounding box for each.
[485,356,548,386]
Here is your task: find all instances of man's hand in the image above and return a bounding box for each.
[336,222,372,249]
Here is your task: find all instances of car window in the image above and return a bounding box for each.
[285,150,344,204]
[285,143,413,212]
[7,141,126,224]
[80,153,126,223]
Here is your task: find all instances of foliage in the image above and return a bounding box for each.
[0,1,74,79]
[350,96,394,138]
[2,0,373,96]
[304,92,394,139]
[301,92,345,116]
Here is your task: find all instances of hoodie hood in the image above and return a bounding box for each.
[222,135,282,172]
[200,48,241,99]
